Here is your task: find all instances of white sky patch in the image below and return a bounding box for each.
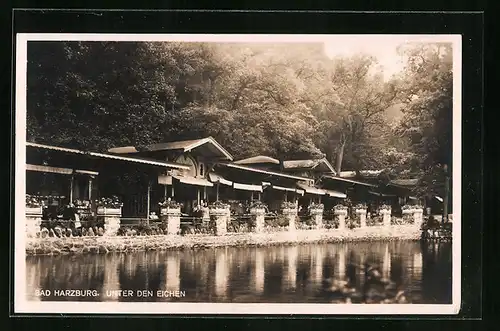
[323,35,411,80]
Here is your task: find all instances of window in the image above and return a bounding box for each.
[199,163,204,177]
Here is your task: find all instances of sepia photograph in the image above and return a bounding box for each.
[14,33,461,314]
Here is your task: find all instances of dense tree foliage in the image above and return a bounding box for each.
[26,41,453,196]
[394,43,453,196]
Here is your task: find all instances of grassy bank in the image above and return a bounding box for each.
[25,225,422,256]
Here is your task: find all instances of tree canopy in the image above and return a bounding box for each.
[26,40,454,196]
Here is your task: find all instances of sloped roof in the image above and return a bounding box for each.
[322,174,378,187]
[389,178,419,187]
[108,137,233,161]
[26,142,190,170]
[220,163,309,181]
[283,158,336,173]
[233,155,280,165]
[339,170,383,178]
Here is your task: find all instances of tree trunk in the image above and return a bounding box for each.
[335,139,346,176]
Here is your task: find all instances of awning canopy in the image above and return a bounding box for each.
[368,190,396,197]
[208,172,233,186]
[322,175,377,187]
[173,175,214,187]
[268,185,304,196]
[323,189,347,199]
[233,182,263,192]
[297,183,326,195]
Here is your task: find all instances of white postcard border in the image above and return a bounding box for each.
[14,33,462,315]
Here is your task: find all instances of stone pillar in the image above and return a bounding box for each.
[160,207,181,235]
[202,207,210,224]
[26,206,42,238]
[379,207,392,227]
[413,207,424,228]
[97,207,122,236]
[209,206,230,236]
[250,207,266,233]
[355,208,367,228]
[282,208,298,231]
[309,207,324,229]
[334,207,348,230]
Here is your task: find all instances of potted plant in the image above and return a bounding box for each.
[158,199,181,216]
[25,195,44,216]
[308,202,324,215]
[96,195,123,216]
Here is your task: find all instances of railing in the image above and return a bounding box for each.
[228,214,253,233]
[322,211,339,229]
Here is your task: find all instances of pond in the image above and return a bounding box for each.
[25,240,451,304]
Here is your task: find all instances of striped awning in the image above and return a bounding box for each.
[297,183,326,195]
[324,189,347,199]
[208,172,233,186]
[173,175,213,187]
[233,182,263,192]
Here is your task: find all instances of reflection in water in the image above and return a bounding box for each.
[383,243,391,279]
[25,241,452,304]
[284,246,297,290]
[255,249,265,293]
[215,250,228,298]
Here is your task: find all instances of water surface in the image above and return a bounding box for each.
[25,240,452,303]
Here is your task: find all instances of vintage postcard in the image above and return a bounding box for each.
[14,33,461,315]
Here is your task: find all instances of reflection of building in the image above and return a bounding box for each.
[383,244,391,279]
[165,255,181,293]
[337,246,346,279]
[102,255,120,301]
[285,246,298,290]
[215,250,228,298]
[313,246,323,285]
[25,258,41,301]
[254,249,265,294]
[413,252,423,279]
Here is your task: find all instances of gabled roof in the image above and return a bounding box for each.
[26,142,190,170]
[233,155,280,165]
[108,137,233,161]
[283,158,336,174]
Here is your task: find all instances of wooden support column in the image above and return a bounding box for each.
[171,183,175,198]
[146,180,151,223]
[197,188,201,206]
[69,175,74,203]
[164,185,167,200]
[88,177,93,200]
[216,183,220,201]
[204,186,207,200]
